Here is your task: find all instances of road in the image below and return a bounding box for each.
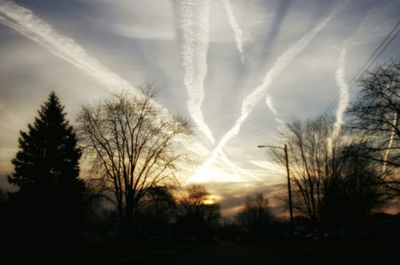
[158,241,311,265]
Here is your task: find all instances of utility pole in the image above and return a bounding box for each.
[258,144,294,236]
[284,144,294,236]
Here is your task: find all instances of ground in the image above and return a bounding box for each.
[1,238,396,265]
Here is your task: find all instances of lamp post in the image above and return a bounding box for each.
[258,144,294,236]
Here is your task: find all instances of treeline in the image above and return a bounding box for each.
[1,60,400,249]
[0,87,277,248]
[267,60,400,237]
[0,90,222,247]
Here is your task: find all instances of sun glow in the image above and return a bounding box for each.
[203,194,221,205]
[185,165,248,184]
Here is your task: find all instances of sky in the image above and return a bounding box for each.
[1,0,400,216]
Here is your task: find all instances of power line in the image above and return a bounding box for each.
[348,20,400,88]
[322,20,400,117]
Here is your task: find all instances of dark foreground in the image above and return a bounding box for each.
[1,238,397,265]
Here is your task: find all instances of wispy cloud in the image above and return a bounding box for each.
[0,102,24,130]
[176,0,215,144]
[218,151,262,181]
[200,14,334,171]
[221,0,245,62]
[0,0,136,94]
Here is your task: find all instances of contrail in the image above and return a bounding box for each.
[202,14,333,170]
[218,151,262,181]
[0,0,136,94]
[0,0,239,185]
[266,95,277,115]
[177,0,215,144]
[221,0,245,62]
[266,94,285,125]
[0,0,213,166]
[332,48,349,141]
[383,112,398,173]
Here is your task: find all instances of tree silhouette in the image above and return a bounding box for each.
[77,86,191,240]
[348,61,400,195]
[0,187,7,245]
[320,142,386,231]
[270,115,388,231]
[236,193,273,236]
[269,116,337,225]
[8,92,85,245]
[136,186,177,238]
[176,185,220,240]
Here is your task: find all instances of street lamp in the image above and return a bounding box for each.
[258,144,294,236]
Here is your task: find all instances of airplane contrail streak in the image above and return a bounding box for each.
[177,0,215,144]
[0,0,252,185]
[383,112,397,173]
[332,48,349,140]
[219,151,262,181]
[201,14,333,170]
[221,0,245,62]
[0,0,136,94]
[0,0,213,165]
[266,95,278,115]
[266,94,285,125]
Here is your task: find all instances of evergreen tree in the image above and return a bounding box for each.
[8,92,85,245]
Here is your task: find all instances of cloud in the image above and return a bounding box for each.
[200,13,335,172]
[176,0,215,144]
[218,151,262,181]
[249,159,284,174]
[257,0,291,64]
[0,102,24,128]
[221,0,245,62]
[107,1,176,40]
[200,181,287,217]
[0,0,136,94]
[0,0,216,182]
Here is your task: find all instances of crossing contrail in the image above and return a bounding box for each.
[201,14,334,170]
[0,0,214,166]
[0,0,249,185]
[176,0,215,144]
[332,48,349,140]
[0,0,136,94]
[221,0,245,62]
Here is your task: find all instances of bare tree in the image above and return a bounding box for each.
[77,86,191,238]
[348,60,400,194]
[320,142,386,229]
[180,185,220,227]
[175,185,220,239]
[236,193,273,235]
[269,116,337,224]
[270,114,388,229]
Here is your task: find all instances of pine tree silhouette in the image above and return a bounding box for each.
[8,92,85,246]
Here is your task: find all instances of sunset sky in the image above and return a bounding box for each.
[1,0,400,215]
